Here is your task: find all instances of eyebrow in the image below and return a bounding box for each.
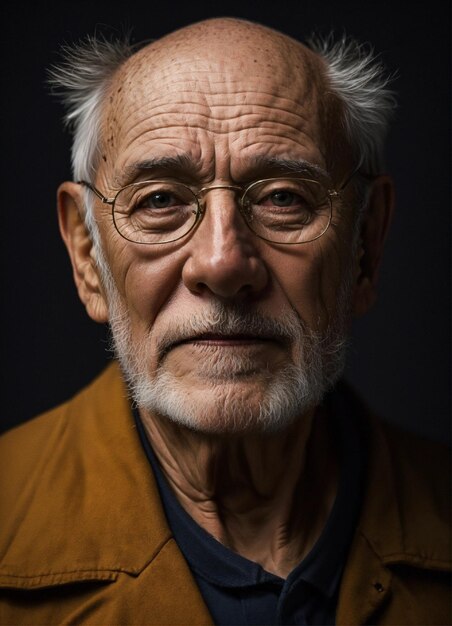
[248,156,329,181]
[117,155,201,186]
[115,154,329,187]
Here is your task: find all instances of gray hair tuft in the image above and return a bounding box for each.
[48,34,133,182]
[309,33,397,175]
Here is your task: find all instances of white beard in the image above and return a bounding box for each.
[97,249,352,435]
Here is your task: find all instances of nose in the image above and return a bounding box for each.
[182,188,268,299]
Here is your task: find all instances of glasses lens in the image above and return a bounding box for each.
[113,181,199,244]
[242,178,332,244]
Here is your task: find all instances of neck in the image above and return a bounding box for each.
[139,407,338,578]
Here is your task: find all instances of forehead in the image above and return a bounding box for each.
[100,22,333,184]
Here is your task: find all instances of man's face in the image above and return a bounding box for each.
[87,22,360,433]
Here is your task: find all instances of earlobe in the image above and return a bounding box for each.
[57,182,109,323]
[352,175,395,317]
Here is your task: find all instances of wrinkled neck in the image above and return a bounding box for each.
[139,406,338,578]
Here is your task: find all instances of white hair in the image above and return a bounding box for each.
[48,35,133,184]
[308,33,396,178]
[48,35,132,251]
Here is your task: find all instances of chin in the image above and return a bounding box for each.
[124,363,328,435]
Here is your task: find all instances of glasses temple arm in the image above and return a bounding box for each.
[78,180,113,204]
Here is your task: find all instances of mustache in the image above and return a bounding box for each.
[155,302,305,360]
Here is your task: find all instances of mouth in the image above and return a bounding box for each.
[161,333,281,357]
[180,333,275,346]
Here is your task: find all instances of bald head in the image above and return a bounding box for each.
[98,17,345,191]
[130,17,323,75]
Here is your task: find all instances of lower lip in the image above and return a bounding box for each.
[191,338,268,346]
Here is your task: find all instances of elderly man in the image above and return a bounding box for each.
[0,17,449,626]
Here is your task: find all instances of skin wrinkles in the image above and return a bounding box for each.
[120,109,319,139]
[110,92,323,153]
[106,105,324,188]
[141,400,337,571]
[59,18,390,578]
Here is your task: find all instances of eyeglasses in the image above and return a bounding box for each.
[79,176,347,245]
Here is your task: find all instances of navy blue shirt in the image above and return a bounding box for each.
[134,390,364,625]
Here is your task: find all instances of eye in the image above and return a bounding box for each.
[255,184,313,211]
[139,191,180,210]
[268,190,301,207]
[115,181,199,219]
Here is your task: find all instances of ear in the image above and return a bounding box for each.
[57,182,109,323]
[352,175,395,317]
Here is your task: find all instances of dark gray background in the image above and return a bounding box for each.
[1,0,450,441]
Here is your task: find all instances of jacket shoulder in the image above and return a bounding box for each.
[380,420,450,535]
[0,365,119,480]
[0,363,129,544]
[0,392,73,513]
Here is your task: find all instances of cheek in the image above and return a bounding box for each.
[102,226,187,336]
[123,255,185,331]
[270,234,354,331]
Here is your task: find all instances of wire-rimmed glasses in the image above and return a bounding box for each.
[79,177,342,245]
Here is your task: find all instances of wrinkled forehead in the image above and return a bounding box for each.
[101,20,338,176]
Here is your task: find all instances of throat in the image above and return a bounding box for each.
[138,405,338,578]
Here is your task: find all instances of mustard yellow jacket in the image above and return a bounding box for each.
[0,364,450,625]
